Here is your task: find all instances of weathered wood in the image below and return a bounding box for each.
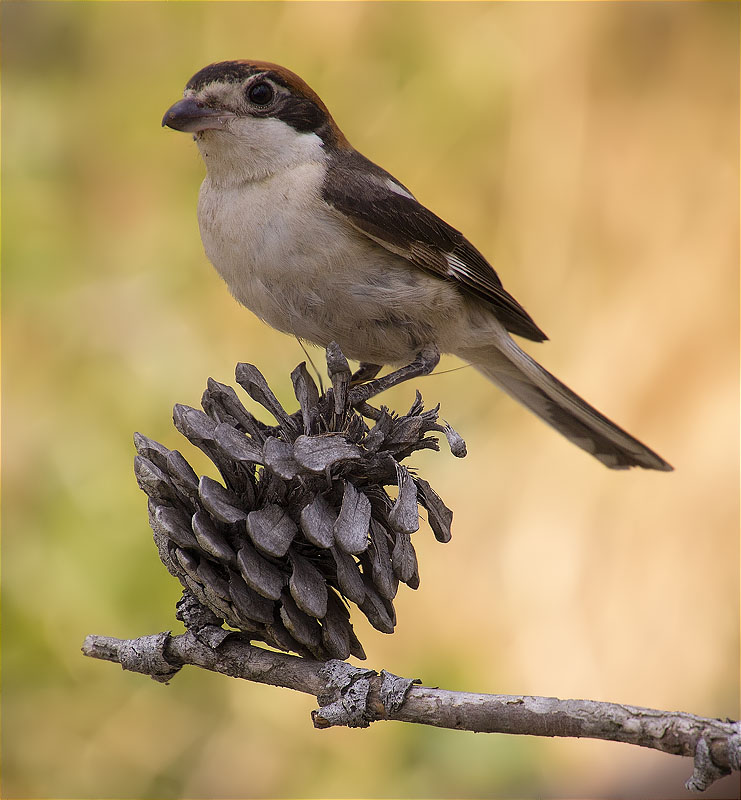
[246,505,298,558]
[199,476,248,525]
[81,631,740,793]
[334,482,371,554]
[288,549,329,619]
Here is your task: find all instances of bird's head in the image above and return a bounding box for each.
[162,60,349,183]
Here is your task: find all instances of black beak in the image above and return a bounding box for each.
[162,97,234,133]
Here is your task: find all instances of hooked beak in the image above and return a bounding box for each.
[162,97,235,133]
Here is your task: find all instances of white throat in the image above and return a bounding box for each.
[195,116,327,187]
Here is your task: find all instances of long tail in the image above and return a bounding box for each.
[458,334,672,471]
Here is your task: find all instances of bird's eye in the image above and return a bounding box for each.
[248,82,274,106]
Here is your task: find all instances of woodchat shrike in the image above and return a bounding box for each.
[162,60,672,472]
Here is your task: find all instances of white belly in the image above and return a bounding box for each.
[197,162,464,364]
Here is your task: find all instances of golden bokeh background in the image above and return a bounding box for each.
[3,2,738,797]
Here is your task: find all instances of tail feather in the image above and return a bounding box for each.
[459,336,673,471]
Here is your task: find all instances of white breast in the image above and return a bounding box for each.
[198,161,361,333]
[196,137,465,364]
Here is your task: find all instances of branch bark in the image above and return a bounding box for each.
[82,628,740,792]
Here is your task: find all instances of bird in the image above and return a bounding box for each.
[162,60,672,472]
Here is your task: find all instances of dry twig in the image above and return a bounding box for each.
[82,626,740,792]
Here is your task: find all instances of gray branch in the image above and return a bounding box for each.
[82,629,740,792]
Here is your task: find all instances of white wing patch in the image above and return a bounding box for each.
[445,252,475,280]
[383,177,415,200]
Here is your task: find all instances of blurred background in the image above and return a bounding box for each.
[2,2,738,797]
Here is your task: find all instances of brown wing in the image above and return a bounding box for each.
[322,151,547,342]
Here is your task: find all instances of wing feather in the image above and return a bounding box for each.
[322,151,547,342]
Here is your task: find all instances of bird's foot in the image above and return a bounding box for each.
[348,345,440,406]
[350,362,382,386]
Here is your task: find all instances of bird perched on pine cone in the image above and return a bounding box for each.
[162,60,671,472]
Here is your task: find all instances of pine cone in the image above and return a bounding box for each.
[134,343,464,661]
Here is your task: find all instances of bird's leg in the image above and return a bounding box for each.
[350,362,382,385]
[348,345,440,406]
